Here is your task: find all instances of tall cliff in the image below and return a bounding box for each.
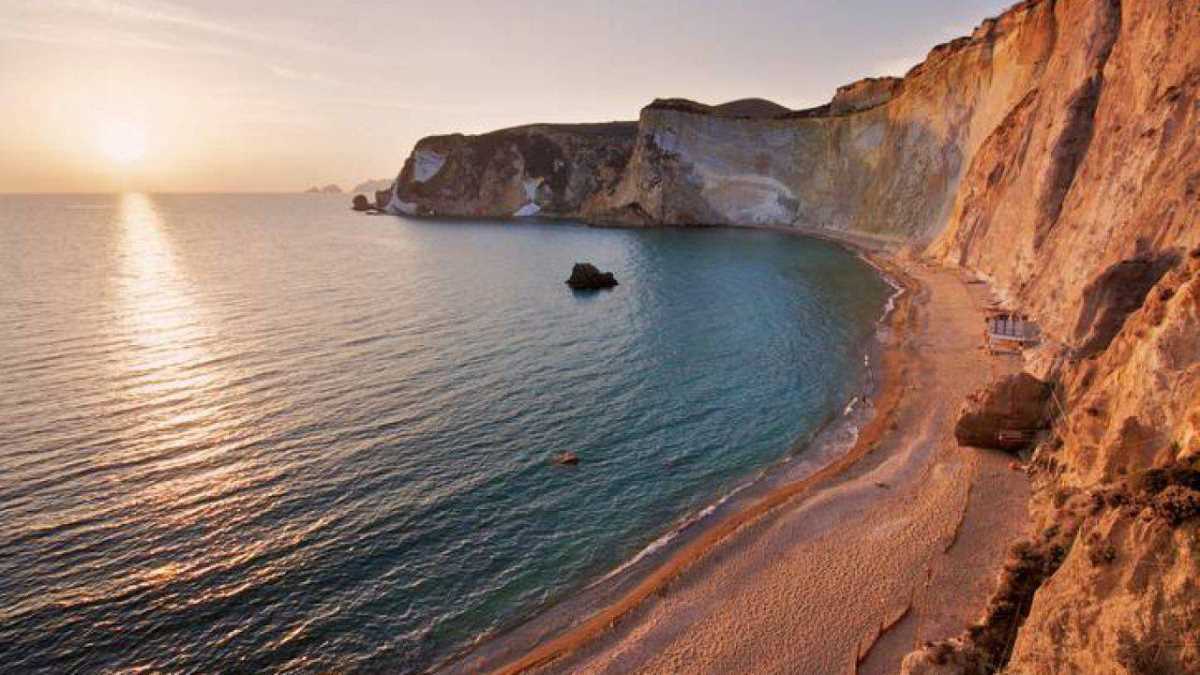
[390,1,1200,671]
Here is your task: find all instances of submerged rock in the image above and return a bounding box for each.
[351,194,372,211]
[566,263,618,290]
[954,373,1053,452]
[552,452,580,466]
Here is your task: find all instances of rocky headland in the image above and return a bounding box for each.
[385,122,637,219]
[383,0,1200,672]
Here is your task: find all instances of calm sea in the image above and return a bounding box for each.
[0,194,889,673]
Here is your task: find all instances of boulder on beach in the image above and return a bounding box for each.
[954,373,1054,452]
[566,263,618,290]
[351,194,372,211]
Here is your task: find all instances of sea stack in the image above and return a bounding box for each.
[351,194,372,211]
[566,263,618,290]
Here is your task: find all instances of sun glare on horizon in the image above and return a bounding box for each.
[98,120,148,165]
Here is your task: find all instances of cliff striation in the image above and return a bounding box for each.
[389,0,1200,671]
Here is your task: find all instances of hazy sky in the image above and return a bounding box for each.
[0,0,1011,193]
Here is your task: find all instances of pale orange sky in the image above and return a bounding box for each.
[0,0,1009,193]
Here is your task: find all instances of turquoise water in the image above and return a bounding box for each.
[0,194,889,673]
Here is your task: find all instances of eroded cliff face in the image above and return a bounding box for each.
[928,7,1200,668]
[905,2,1199,671]
[1008,250,1200,674]
[389,1,1200,671]
[931,0,1200,340]
[387,122,636,219]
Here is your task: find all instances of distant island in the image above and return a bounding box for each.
[305,184,342,194]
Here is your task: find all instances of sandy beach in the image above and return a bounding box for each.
[491,254,1031,675]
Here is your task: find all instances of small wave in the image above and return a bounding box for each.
[341,334,393,348]
[878,283,903,324]
[855,252,905,325]
[843,396,860,416]
[589,478,758,587]
[581,387,874,599]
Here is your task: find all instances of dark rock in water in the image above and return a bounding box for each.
[374,188,393,210]
[553,452,580,465]
[566,263,618,290]
[955,373,1054,452]
[352,194,372,211]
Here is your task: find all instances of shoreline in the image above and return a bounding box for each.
[440,222,1031,675]
[432,223,903,675]
[468,228,924,674]
[537,239,1028,674]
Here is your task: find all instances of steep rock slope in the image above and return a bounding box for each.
[1007,249,1200,674]
[931,0,1199,340]
[905,2,1200,672]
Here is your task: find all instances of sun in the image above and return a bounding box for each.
[98,120,148,165]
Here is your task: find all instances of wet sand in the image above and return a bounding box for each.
[495,256,1030,674]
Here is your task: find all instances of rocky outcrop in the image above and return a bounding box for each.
[374,188,392,210]
[1071,251,1179,359]
[388,122,637,219]
[565,263,617,290]
[954,373,1054,452]
[385,0,1200,671]
[351,194,372,211]
[829,77,902,115]
[352,178,393,194]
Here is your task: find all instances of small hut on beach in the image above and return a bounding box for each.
[985,312,1039,354]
